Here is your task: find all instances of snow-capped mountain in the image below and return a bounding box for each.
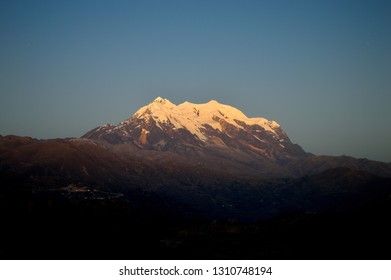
[83,97,307,162]
[3,99,391,260]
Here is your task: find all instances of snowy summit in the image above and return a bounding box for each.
[83,97,306,161]
[132,97,280,141]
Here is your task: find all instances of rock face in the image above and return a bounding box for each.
[83,97,307,163]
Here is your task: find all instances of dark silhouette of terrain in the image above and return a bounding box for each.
[1,135,391,259]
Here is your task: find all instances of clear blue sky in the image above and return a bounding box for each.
[1,0,390,162]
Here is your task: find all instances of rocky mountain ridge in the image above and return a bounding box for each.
[83,97,307,163]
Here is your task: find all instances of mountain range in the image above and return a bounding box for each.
[1,97,391,259]
[82,97,391,177]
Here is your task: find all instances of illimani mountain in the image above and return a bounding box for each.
[83,97,306,162]
[82,97,391,178]
[1,97,391,259]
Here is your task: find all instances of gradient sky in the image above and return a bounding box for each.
[1,0,390,162]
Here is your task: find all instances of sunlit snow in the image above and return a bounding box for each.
[131,97,280,141]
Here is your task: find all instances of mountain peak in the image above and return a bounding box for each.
[127,97,284,141]
[83,97,307,160]
[153,97,169,103]
[149,97,175,108]
[132,97,176,119]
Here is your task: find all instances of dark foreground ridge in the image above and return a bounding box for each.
[2,181,391,260]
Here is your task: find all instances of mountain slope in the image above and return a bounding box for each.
[1,135,391,222]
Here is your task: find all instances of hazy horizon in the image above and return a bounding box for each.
[1,0,390,162]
